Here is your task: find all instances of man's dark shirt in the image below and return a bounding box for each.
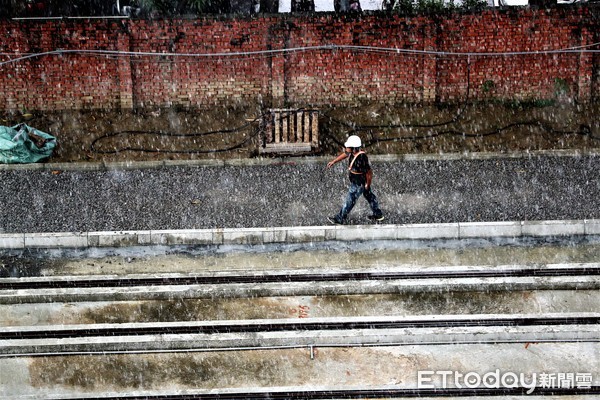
[348,152,370,185]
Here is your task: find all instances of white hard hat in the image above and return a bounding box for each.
[344,135,361,148]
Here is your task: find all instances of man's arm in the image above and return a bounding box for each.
[365,168,373,190]
[326,151,349,169]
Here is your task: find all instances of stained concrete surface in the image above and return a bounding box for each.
[2,239,600,325]
[5,235,600,276]
[1,290,597,326]
[1,343,598,398]
[5,103,599,164]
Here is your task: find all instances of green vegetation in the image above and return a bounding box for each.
[505,99,556,109]
[553,77,570,96]
[482,80,496,93]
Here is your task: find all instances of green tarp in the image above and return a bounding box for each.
[0,124,57,164]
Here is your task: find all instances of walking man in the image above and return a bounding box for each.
[326,135,384,224]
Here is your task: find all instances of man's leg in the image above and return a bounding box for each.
[335,183,363,222]
[363,187,383,218]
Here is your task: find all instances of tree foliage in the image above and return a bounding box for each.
[1,0,490,18]
[138,0,231,15]
[384,0,487,14]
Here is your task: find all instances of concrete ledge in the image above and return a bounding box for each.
[150,229,216,246]
[23,232,88,248]
[88,231,151,247]
[2,219,599,249]
[1,314,598,355]
[0,233,25,249]
[585,219,600,235]
[222,228,268,245]
[396,223,459,240]
[262,227,290,244]
[44,162,105,171]
[103,160,164,170]
[2,149,600,173]
[522,220,585,237]
[2,275,598,304]
[164,159,224,168]
[287,226,334,243]
[3,325,598,356]
[459,221,522,238]
[334,225,397,241]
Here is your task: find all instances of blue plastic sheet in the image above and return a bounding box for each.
[0,124,57,164]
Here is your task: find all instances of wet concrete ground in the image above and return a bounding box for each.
[2,237,599,322]
[1,153,600,234]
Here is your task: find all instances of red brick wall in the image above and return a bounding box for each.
[0,7,598,112]
[0,20,126,110]
[126,18,274,108]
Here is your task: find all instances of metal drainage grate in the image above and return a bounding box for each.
[260,109,319,154]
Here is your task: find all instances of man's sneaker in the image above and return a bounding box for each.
[328,216,344,225]
[368,214,384,221]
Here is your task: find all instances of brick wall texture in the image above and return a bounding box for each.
[0,7,599,112]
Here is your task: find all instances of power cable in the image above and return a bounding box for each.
[1,42,600,67]
[90,116,262,154]
[321,47,599,150]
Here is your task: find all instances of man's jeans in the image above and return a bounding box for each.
[336,183,382,222]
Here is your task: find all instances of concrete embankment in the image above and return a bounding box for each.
[1,239,599,398]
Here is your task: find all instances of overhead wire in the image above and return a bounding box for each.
[1,41,600,67]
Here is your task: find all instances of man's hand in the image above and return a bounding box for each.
[365,169,373,190]
[326,161,335,169]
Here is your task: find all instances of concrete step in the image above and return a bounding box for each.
[2,341,598,399]
[1,313,599,355]
[1,263,599,304]
[1,242,598,399]
[1,289,598,327]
